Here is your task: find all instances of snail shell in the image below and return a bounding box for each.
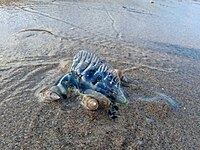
[42,87,61,101]
[98,98,111,109]
[81,96,99,111]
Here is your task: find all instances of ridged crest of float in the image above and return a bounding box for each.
[71,50,120,89]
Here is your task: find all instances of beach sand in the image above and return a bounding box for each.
[0,0,200,149]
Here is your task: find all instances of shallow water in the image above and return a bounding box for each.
[0,0,200,49]
[0,0,200,149]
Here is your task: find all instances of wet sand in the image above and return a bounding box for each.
[0,0,200,149]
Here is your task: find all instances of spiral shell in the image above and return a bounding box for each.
[98,98,111,108]
[81,96,99,111]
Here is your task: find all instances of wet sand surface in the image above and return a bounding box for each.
[0,0,200,149]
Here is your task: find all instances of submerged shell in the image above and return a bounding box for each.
[70,50,126,103]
